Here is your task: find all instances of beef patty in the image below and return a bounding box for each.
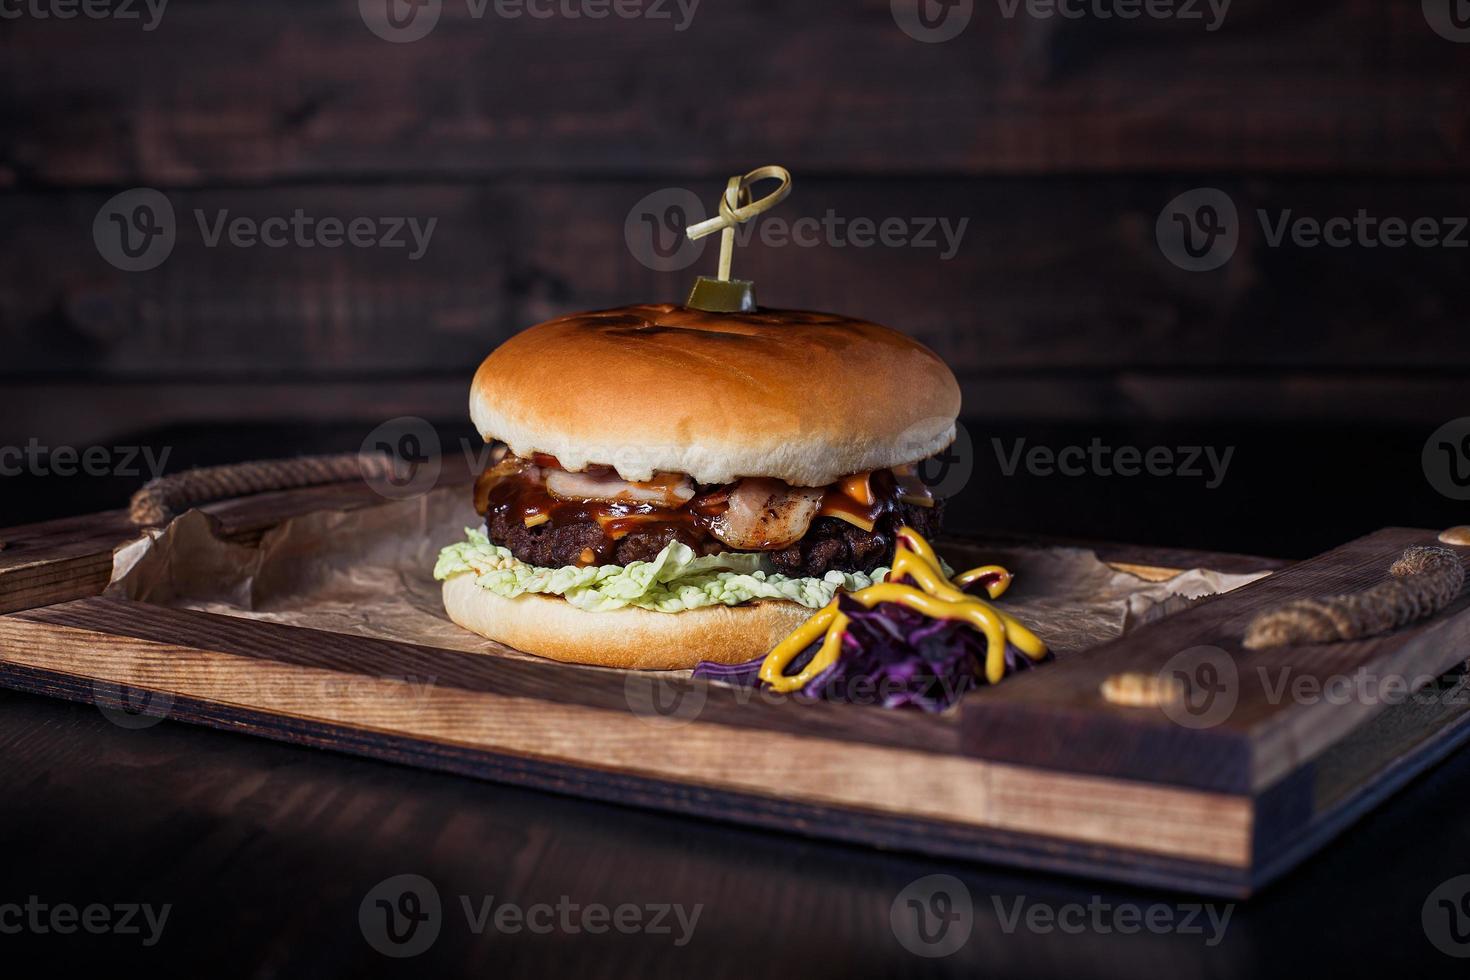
[486,508,691,569]
[766,499,944,577]
[487,498,944,577]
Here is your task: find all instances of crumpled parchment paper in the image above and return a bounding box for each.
[106,487,1269,665]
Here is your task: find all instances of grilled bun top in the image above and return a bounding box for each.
[469,303,961,486]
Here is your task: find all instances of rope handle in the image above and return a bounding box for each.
[128,452,395,526]
[1243,545,1466,649]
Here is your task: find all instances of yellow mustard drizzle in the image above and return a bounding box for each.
[758,602,847,691]
[757,526,1050,692]
[952,564,1011,598]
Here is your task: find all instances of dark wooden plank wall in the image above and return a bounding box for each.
[2,0,1469,448]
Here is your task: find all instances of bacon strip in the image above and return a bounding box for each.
[545,468,696,508]
[707,479,825,550]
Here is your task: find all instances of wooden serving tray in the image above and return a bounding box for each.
[1,474,1467,897]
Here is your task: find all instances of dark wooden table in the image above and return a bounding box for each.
[2,681,1468,978]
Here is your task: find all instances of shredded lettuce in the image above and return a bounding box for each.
[434,527,888,613]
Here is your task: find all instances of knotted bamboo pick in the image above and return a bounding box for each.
[684,165,792,313]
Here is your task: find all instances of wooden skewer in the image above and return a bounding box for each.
[686,165,792,282]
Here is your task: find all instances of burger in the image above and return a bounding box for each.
[435,302,961,670]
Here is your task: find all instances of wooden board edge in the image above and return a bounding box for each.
[962,527,1470,797]
[0,552,114,615]
[1249,706,1470,895]
[1247,586,1470,792]
[0,661,1256,898]
[0,618,1254,873]
[12,597,969,757]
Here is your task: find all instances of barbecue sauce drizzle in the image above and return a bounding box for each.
[475,452,922,566]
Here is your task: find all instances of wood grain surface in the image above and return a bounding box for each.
[1,475,1467,894]
[964,528,1470,791]
[8,681,1466,979]
[5,0,1470,502]
[7,179,1470,382]
[3,0,1463,183]
[0,615,1253,867]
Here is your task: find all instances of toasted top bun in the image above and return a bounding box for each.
[442,574,812,670]
[470,304,961,486]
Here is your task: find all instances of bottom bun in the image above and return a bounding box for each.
[441,574,814,670]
